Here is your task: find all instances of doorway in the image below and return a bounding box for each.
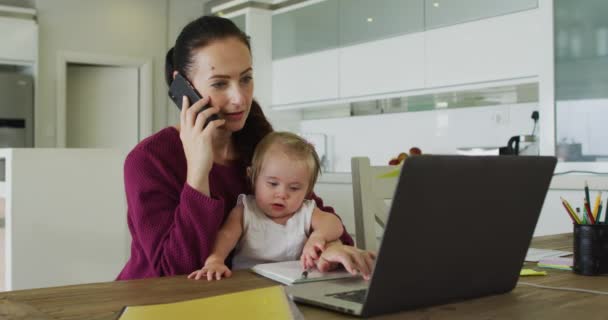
[56,52,152,149]
[66,64,138,149]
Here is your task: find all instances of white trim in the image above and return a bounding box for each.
[221,7,249,18]
[212,0,249,13]
[55,51,153,147]
[272,76,538,111]
[0,59,34,67]
[212,0,276,13]
[538,0,555,157]
[0,5,36,16]
[273,0,327,15]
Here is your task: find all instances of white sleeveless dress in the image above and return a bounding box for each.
[231,194,315,270]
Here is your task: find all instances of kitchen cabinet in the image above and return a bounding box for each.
[0,17,37,64]
[271,2,540,107]
[338,0,423,47]
[425,9,540,88]
[424,0,537,29]
[339,33,425,98]
[272,49,339,106]
[272,0,338,60]
[0,148,128,291]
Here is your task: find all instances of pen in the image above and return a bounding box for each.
[301,268,311,280]
[584,198,595,224]
[561,197,581,224]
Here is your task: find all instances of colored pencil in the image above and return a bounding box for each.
[584,198,595,224]
[592,192,602,220]
[560,197,581,224]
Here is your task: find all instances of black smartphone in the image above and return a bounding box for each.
[168,73,219,126]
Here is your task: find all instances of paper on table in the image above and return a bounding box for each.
[525,248,572,262]
[537,257,573,270]
[251,260,355,286]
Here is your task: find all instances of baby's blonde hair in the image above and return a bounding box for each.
[249,131,321,196]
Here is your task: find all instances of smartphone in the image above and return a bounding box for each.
[168,73,219,127]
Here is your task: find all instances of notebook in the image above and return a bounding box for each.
[118,286,302,320]
[525,248,572,262]
[537,257,573,270]
[251,260,355,286]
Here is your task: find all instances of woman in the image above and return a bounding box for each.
[116,15,375,281]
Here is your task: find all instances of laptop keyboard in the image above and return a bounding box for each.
[326,289,367,304]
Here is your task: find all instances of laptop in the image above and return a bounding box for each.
[286,155,557,317]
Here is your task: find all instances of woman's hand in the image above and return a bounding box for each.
[179,95,225,195]
[316,241,376,280]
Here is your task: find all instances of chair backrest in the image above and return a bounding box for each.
[351,157,399,252]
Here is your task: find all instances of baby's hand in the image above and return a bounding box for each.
[188,261,232,281]
[301,234,326,269]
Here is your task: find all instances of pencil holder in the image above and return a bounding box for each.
[572,224,608,276]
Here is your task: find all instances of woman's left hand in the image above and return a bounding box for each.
[316,241,376,280]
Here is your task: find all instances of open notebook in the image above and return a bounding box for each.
[251,260,355,286]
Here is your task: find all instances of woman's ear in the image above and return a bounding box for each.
[246,167,252,178]
[172,70,178,80]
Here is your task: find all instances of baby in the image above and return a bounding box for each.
[189,131,345,281]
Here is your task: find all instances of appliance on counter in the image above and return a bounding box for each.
[498,111,540,156]
[0,71,34,180]
[457,111,540,156]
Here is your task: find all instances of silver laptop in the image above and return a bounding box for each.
[287,155,556,317]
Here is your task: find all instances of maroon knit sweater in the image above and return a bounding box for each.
[116,127,353,280]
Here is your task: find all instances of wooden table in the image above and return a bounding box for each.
[1,233,607,320]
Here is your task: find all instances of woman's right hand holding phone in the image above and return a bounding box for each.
[179,95,225,196]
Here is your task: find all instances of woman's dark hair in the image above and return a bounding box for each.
[165,15,273,166]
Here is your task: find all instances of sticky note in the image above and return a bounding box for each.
[520,269,547,276]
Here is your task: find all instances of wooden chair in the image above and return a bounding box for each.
[351,157,399,252]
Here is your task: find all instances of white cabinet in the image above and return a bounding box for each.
[0,148,129,291]
[339,33,425,98]
[272,49,339,106]
[0,17,37,63]
[271,9,541,108]
[425,9,540,87]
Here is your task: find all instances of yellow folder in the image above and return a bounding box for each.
[119,286,297,320]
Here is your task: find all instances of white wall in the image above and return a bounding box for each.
[35,0,210,147]
[301,103,538,172]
